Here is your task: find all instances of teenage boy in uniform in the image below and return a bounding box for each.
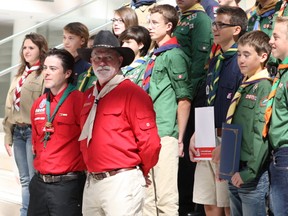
[143,4,192,216]
[264,16,288,216]
[189,6,247,216]
[226,30,272,216]
[173,0,213,214]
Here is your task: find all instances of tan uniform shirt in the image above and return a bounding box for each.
[2,71,44,145]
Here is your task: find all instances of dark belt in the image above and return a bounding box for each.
[89,167,137,181]
[36,171,85,183]
[15,123,31,128]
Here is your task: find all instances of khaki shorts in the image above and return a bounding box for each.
[193,160,230,207]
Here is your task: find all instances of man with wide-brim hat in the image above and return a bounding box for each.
[78,30,161,216]
[76,30,135,91]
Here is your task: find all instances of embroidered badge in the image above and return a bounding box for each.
[253,84,258,92]
[260,96,268,107]
[245,94,257,101]
[83,102,92,107]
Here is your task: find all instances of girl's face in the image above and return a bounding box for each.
[112,13,126,36]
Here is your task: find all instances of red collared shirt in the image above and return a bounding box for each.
[80,80,161,176]
[31,88,86,174]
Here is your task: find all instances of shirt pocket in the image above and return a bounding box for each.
[56,114,76,137]
[103,107,123,130]
[136,112,156,131]
[23,79,43,99]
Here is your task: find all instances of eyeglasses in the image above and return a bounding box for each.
[111,18,124,24]
[212,22,238,30]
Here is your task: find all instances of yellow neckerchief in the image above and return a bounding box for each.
[181,3,205,15]
[256,0,278,15]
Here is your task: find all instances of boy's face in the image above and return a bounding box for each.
[212,14,238,48]
[122,38,142,58]
[176,0,198,11]
[270,22,288,61]
[63,30,85,57]
[237,44,266,78]
[148,12,171,45]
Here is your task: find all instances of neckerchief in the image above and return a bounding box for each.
[43,83,76,148]
[181,3,205,16]
[14,61,40,111]
[122,57,146,75]
[78,66,94,92]
[142,37,180,92]
[79,74,126,146]
[207,44,238,106]
[256,0,278,15]
[226,69,272,124]
[263,58,288,137]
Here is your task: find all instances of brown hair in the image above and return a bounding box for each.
[114,7,138,30]
[149,4,179,33]
[238,30,271,65]
[63,22,89,48]
[17,33,48,77]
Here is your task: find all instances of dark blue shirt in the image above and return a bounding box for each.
[206,52,243,128]
[201,0,219,21]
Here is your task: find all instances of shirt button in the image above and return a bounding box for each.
[146,122,150,127]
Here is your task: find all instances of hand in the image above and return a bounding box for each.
[212,145,221,164]
[4,143,12,157]
[178,140,184,158]
[189,133,199,162]
[144,175,152,187]
[231,172,243,188]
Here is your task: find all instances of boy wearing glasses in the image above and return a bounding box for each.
[189,6,247,216]
[143,4,192,216]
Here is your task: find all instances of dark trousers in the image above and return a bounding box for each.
[27,173,86,216]
[178,82,206,216]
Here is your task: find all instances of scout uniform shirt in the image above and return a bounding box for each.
[247,0,278,37]
[3,71,44,145]
[173,3,213,100]
[268,57,288,150]
[232,70,272,183]
[31,86,86,174]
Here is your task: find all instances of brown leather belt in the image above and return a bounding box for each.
[36,171,85,183]
[90,167,137,181]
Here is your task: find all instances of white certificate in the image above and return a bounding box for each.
[194,107,216,160]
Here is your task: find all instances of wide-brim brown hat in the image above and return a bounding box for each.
[77,30,135,67]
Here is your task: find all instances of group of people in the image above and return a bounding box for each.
[2,0,288,216]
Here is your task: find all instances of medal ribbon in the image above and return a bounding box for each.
[42,84,76,147]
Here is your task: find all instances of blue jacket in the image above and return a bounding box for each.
[201,0,219,21]
[206,52,243,128]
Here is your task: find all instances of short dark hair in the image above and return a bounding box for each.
[238,30,271,65]
[149,4,179,33]
[119,25,152,57]
[46,48,75,84]
[216,6,248,38]
[63,22,89,48]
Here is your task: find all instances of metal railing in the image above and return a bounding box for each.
[0,0,125,77]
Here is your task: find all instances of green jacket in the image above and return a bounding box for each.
[122,57,148,86]
[232,74,272,183]
[173,8,213,100]
[247,10,275,37]
[269,57,288,150]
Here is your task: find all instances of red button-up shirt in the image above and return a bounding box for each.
[31,88,86,174]
[80,80,161,176]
